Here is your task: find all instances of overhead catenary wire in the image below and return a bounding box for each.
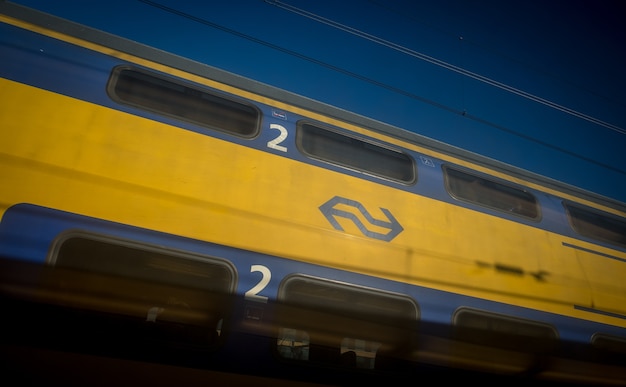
[267,0,625,136]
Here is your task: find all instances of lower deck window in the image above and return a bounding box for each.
[275,275,418,369]
[452,307,557,352]
[49,232,235,293]
[45,231,236,349]
[592,333,626,354]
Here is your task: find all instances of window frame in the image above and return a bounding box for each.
[443,165,540,220]
[275,274,419,368]
[296,121,417,185]
[47,230,237,294]
[563,202,626,248]
[452,307,558,352]
[107,65,261,138]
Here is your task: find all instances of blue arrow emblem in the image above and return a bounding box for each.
[319,196,403,242]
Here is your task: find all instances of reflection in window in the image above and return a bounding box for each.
[277,328,310,361]
[341,337,380,369]
[276,275,418,369]
[45,231,236,351]
[444,166,539,219]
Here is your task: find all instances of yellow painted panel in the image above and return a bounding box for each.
[571,244,626,314]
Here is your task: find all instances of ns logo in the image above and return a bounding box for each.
[319,196,403,242]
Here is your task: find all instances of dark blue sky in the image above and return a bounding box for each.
[14,0,626,203]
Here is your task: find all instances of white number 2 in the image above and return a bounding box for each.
[267,123,288,152]
[245,264,271,303]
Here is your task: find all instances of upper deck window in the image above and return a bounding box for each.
[444,166,539,220]
[296,122,416,184]
[108,66,260,137]
[564,202,626,248]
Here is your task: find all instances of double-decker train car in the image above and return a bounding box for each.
[1,1,625,386]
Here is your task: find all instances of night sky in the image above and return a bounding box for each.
[13,0,626,203]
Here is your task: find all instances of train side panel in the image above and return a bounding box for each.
[2,6,626,385]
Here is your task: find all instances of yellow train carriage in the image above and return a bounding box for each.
[2,15,625,327]
[2,3,626,384]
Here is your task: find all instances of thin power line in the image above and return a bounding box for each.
[267,0,626,136]
[370,0,626,114]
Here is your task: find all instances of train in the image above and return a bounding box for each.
[1,1,626,386]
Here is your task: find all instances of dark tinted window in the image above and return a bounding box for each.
[592,333,626,354]
[453,307,557,352]
[275,275,418,368]
[45,232,236,349]
[564,202,626,248]
[50,232,235,293]
[108,66,259,137]
[279,275,418,321]
[444,166,539,219]
[297,122,416,184]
